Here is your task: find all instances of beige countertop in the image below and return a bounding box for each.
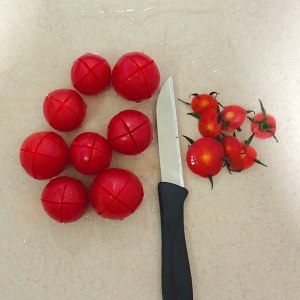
[1,0,300,299]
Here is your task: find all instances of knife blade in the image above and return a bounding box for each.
[156,77,193,300]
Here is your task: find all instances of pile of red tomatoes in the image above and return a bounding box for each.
[19,52,160,223]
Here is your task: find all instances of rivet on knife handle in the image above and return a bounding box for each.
[158,182,193,300]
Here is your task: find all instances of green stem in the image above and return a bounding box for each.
[208,175,214,190]
[245,133,255,146]
[178,98,191,105]
[218,101,225,108]
[187,112,201,119]
[182,135,195,145]
[255,158,267,167]
[247,116,261,124]
[226,164,232,174]
[259,99,268,122]
[273,134,279,143]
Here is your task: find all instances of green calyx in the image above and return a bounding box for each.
[209,91,219,98]
[247,100,278,143]
[189,93,199,97]
[222,121,230,128]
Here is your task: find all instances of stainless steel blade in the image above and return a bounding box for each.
[156,77,184,187]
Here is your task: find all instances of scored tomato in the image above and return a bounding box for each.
[186,137,225,187]
[221,105,247,131]
[191,93,218,114]
[198,108,222,138]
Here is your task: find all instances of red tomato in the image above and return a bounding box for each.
[90,168,144,220]
[191,94,218,114]
[222,136,242,159]
[20,132,69,180]
[251,113,276,139]
[107,110,153,155]
[71,53,111,95]
[41,176,89,223]
[43,89,86,132]
[186,137,225,177]
[229,144,257,171]
[221,105,247,131]
[112,52,160,102]
[70,132,112,175]
[198,108,222,138]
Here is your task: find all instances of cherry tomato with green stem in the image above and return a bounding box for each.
[221,105,247,131]
[186,137,225,188]
[191,93,219,114]
[228,134,267,171]
[248,100,278,142]
[179,92,219,115]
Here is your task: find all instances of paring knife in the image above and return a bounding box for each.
[156,77,193,300]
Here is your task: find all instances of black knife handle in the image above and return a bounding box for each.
[158,182,193,300]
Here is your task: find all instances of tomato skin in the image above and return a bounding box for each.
[221,105,247,131]
[191,94,218,114]
[186,137,225,177]
[251,113,276,139]
[198,108,222,138]
[229,144,257,171]
[222,136,242,159]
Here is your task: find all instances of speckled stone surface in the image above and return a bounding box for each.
[1,1,300,299]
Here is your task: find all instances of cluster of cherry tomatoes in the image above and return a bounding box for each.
[19,52,160,223]
[179,93,277,188]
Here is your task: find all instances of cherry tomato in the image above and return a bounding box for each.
[41,176,89,223]
[107,110,153,155]
[186,137,225,178]
[222,136,242,159]
[71,53,111,95]
[112,52,160,102]
[70,132,112,175]
[198,108,222,138]
[43,89,87,132]
[191,94,218,114]
[229,144,257,171]
[20,132,69,180]
[221,105,247,131]
[90,168,144,220]
[250,113,276,139]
